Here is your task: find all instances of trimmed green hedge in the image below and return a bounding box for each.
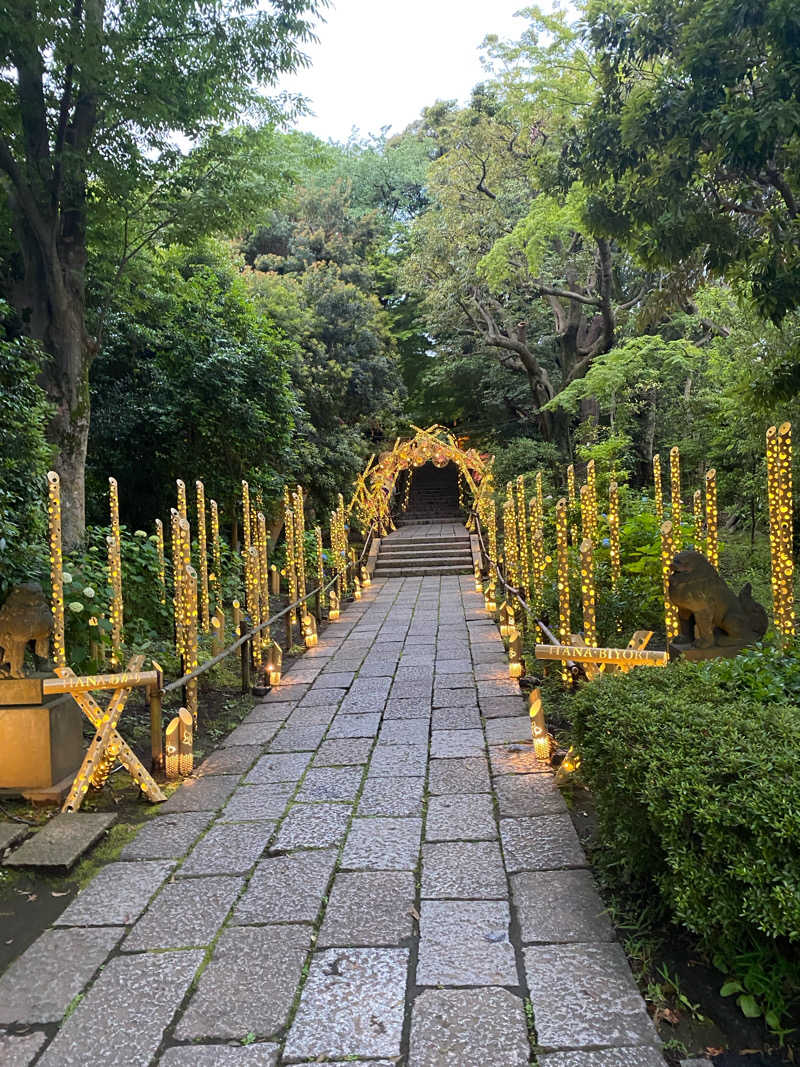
[570,650,800,1026]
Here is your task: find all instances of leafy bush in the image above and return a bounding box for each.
[570,652,800,1027]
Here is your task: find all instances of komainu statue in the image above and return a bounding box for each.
[0,583,53,678]
[668,550,768,659]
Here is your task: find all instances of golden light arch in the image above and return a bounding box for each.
[348,424,494,533]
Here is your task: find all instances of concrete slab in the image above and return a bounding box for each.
[0,926,123,1023]
[175,925,311,1040]
[408,987,530,1067]
[37,949,203,1067]
[4,812,116,870]
[233,848,337,925]
[284,948,409,1060]
[524,942,661,1050]
[0,821,28,853]
[55,860,174,926]
[417,900,516,986]
[317,870,416,947]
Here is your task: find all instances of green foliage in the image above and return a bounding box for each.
[571,653,800,1026]
[491,438,561,493]
[0,306,53,597]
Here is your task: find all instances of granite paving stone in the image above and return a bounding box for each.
[382,697,432,719]
[358,775,425,816]
[435,658,473,674]
[259,683,309,702]
[38,949,203,1067]
[416,900,516,986]
[495,773,567,816]
[0,1032,47,1067]
[314,671,356,688]
[125,874,244,950]
[233,848,337,924]
[0,926,123,1023]
[196,745,263,776]
[430,728,485,759]
[483,715,534,745]
[478,678,522,698]
[272,802,351,849]
[314,737,373,765]
[159,774,239,812]
[284,947,408,1060]
[326,712,381,738]
[160,1045,280,1066]
[488,744,551,776]
[219,783,295,821]
[501,815,587,872]
[390,681,431,702]
[286,705,338,727]
[408,988,530,1067]
[432,688,477,708]
[246,701,295,722]
[0,821,28,853]
[524,943,661,1050]
[377,718,429,745]
[341,816,422,870]
[176,926,311,1040]
[428,757,491,795]
[283,666,323,684]
[296,687,347,707]
[121,811,214,859]
[425,794,497,841]
[268,723,328,751]
[368,743,428,777]
[296,766,364,802]
[246,751,311,783]
[433,672,474,689]
[221,721,280,747]
[4,812,116,870]
[512,869,614,943]
[359,658,399,677]
[55,860,174,926]
[317,870,415,947]
[178,821,274,876]
[421,841,507,899]
[431,705,481,730]
[539,1051,667,1067]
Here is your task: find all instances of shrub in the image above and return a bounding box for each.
[570,651,800,1026]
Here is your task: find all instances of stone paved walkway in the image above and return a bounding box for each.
[0,525,666,1067]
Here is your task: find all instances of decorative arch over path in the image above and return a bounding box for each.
[349,424,494,533]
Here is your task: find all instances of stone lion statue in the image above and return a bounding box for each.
[0,582,53,678]
[667,550,768,658]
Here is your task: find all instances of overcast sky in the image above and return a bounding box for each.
[281,0,533,143]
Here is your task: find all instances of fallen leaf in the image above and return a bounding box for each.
[26,894,37,902]
[409,906,420,921]
[51,890,69,897]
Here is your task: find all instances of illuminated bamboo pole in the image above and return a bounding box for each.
[567,463,579,546]
[693,490,703,551]
[177,479,188,522]
[608,482,621,591]
[242,480,252,557]
[556,497,570,643]
[284,500,298,628]
[580,483,591,542]
[315,524,324,595]
[529,688,550,760]
[670,446,682,547]
[530,497,545,612]
[660,520,680,643]
[244,544,262,669]
[580,538,598,648]
[516,475,530,612]
[195,481,210,633]
[171,508,185,664]
[653,454,664,521]
[767,423,795,640]
[705,468,719,568]
[47,471,66,668]
[210,499,222,611]
[502,497,519,589]
[178,707,194,776]
[257,512,270,659]
[293,487,307,603]
[586,460,598,542]
[108,477,124,665]
[184,564,199,724]
[155,518,166,606]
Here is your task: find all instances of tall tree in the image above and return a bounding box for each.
[0,0,321,543]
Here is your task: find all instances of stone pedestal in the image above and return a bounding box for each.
[0,678,83,795]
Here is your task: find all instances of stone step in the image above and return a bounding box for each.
[384,537,469,548]
[373,565,473,577]
[380,544,471,557]
[378,556,472,569]
[396,518,464,526]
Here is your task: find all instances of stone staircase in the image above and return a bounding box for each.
[374,531,473,578]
